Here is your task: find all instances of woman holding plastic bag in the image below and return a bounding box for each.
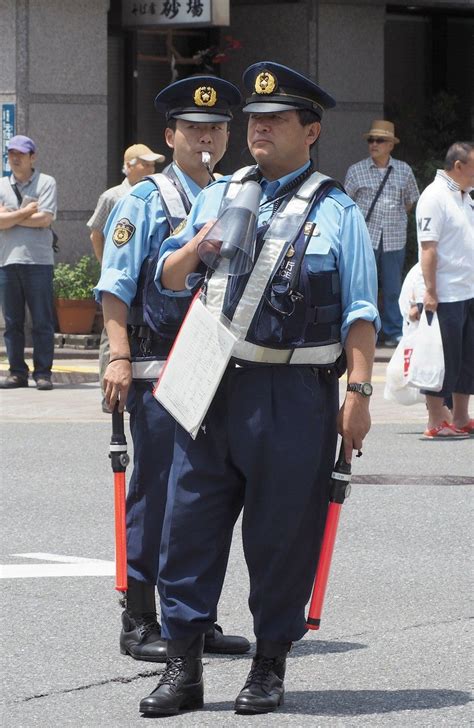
[384,263,460,434]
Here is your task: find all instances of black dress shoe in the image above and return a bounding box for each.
[139,635,204,716]
[204,623,250,655]
[234,640,290,714]
[120,611,167,663]
[0,375,28,389]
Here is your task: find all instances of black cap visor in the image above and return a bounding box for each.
[242,93,324,117]
[166,108,232,123]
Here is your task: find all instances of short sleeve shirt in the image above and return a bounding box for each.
[157,163,380,344]
[0,170,57,266]
[344,157,419,251]
[87,178,131,233]
[416,170,474,302]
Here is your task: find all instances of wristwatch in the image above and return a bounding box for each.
[346,381,373,397]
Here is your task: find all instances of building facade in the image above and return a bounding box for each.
[1,0,472,263]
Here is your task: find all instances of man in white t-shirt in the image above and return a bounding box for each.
[416,141,474,439]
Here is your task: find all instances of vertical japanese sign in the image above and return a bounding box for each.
[122,0,227,27]
[2,104,15,176]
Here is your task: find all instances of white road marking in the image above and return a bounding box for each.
[1,552,114,578]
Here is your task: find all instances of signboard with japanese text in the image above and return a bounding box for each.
[122,0,229,27]
[2,103,15,176]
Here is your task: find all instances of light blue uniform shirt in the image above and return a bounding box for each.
[157,162,380,343]
[94,164,201,307]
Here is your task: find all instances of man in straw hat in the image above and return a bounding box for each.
[345,120,419,346]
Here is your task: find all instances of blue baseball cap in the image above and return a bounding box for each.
[7,135,37,154]
[155,76,241,123]
[242,62,336,118]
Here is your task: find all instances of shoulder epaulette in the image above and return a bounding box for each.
[131,180,158,201]
[326,187,355,209]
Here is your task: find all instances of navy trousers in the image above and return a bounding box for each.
[126,380,176,583]
[158,365,339,643]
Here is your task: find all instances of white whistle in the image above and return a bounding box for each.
[201,152,211,166]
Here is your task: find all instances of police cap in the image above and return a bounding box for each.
[154,76,241,123]
[242,62,336,118]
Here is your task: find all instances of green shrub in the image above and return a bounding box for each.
[53,255,101,300]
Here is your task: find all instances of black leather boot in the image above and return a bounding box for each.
[119,577,167,663]
[234,639,291,714]
[139,634,205,716]
[204,623,251,655]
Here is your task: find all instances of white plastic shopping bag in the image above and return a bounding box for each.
[384,322,425,405]
[406,310,445,391]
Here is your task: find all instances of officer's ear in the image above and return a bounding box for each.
[306,121,321,148]
[164,127,176,150]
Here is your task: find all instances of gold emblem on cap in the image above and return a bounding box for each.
[112,218,136,247]
[194,86,217,107]
[255,71,277,95]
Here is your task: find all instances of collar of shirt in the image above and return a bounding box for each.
[172,162,203,203]
[435,169,461,192]
[260,161,312,204]
[10,169,37,188]
[368,156,393,171]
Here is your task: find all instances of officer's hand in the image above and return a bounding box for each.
[104,360,132,413]
[423,290,438,312]
[337,393,371,462]
[191,219,217,254]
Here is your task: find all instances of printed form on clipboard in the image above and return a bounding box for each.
[153,295,237,439]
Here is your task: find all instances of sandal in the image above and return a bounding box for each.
[458,418,474,435]
[423,421,470,440]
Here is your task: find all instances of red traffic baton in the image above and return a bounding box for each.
[109,403,130,594]
[306,441,352,630]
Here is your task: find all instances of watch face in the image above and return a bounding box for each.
[361,382,373,396]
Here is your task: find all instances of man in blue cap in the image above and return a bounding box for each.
[95,75,249,662]
[135,62,379,716]
[0,135,57,390]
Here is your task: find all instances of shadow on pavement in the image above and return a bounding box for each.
[280,688,472,715]
[291,640,367,656]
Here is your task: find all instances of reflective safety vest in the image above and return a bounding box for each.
[127,170,202,379]
[204,166,344,368]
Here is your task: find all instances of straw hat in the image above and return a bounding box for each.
[363,120,399,144]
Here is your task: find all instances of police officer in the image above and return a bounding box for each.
[138,62,379,715]
[95,75,250,662]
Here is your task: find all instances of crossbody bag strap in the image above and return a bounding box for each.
[11,181,23,206]
[365,165,392,223]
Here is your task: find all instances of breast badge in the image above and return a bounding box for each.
[194,86,217,107]
[112,218,136,247]
[255,71,277,95]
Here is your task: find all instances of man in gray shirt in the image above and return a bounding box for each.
[0,135,57,390]
[87,143,165,412]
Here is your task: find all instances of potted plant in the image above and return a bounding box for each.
[53,255,101,334]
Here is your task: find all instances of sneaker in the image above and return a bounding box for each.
[384,337,402,348]
[422,421,469,440]
[0,375,28,389]
[458,419,474,436]
[36,378,53,391]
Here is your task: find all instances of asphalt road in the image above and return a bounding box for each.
[1,366,472,727]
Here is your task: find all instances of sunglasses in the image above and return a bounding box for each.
[367,137,390,144]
